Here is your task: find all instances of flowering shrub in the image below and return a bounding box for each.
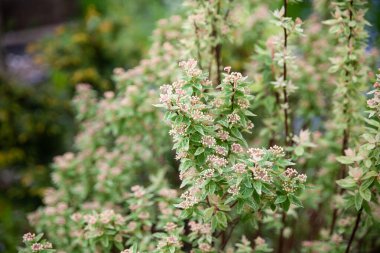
[27,74,173,251]
[21,0,380,252]
[158,60,307,250]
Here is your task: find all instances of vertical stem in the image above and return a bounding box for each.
[330,207,339,236]
[230,80,236,111]
[210,0,222,85]
[345,208,362,253]
[282,0,291,147]
[220,217,240,250]
[330,0,354,235]
[215,0,222,85]
[214,42,222,84]
[269,44,281,146]
[278,2,289,253]
[193,21,203,70]
[338,0,353,184]
[278,212,287,253]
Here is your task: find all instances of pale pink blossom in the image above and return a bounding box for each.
[202,136,216,148]
[233,163,247,174]
[22,233,35,242]
[31,243,44,252]
[231,143,244,153]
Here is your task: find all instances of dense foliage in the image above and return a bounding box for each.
[19,0,380,252]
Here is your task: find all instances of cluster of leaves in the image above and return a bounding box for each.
[324,0,369,140]
[331,72,379,247]
[297,1,379,252]
[335,73,380,213]
[300,73,380,253]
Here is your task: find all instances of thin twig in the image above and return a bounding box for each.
[278,1,290,253]
[345,208,363,253]
[221,217,240,250]
[210,0,222,85]
[269,43,281,146]
[330,0,354,235]
[193,21,203,70]
[278,212,287,253]
[282,1,291,148]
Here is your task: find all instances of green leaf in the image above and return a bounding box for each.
[194,125,204,135]
[355,193,363,211]
[194,147,204,156]
[197,152,207,166]
[364,159,372,168]
[253,181,262,195]
[35,234,44,242]
[274,195,287,205]
[180,208,193,219]
[322,19,339,25]
[348,21,356,27]
[101,236,109,248]
[328,64,339,73]
[282,198,291,211]
[244,110,257,117]
[247,199,259,211]
[218,119,229,127]
[294,146,304,156]
[360,178,374,190]
[231,128,243,140]
[131,244,138,253]
[205,181,216,195]
[179,159,193,171]
[218,204,231,212]
[204,207,214,222]
[236,200,245,214]
[181,138,189,151]
[115,242,124,251]
[336,156,354,165]
[362,171,377,180]
[328,25,340,34]
[336,178,356,189]
[216,211,228,229]
[289,195,303,208]
[211,216,218,231]
[366,144,376,151]
[153,103,166,108]
[359,188,371,202]
[364,118,380,128]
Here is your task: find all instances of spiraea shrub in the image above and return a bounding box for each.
[22,0,379,253]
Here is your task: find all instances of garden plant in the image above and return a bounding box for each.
[19,0,379,252]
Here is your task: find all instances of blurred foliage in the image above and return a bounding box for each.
[28,0,178,92]
[0,76,73,252]
[1,1,177,251]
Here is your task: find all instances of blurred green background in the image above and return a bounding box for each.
[0,0,379,252]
